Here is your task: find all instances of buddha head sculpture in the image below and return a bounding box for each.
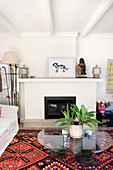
[77,58,87,75]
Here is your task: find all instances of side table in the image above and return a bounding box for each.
[96,111,113,127]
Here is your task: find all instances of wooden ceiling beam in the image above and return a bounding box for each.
[0,12,20,37]
[81,0,113,37]
[42,0,54,36]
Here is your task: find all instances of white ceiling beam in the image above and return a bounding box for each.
[81,0,113,37]
[42,0,54,36]
[0,12,20,37]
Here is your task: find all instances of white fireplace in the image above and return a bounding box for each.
[18,78,103,123]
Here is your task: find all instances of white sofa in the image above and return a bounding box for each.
[0,104,19,157]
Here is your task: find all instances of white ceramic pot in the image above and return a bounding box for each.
[70,125,83,138]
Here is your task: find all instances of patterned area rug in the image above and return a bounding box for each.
[0,130,113,170]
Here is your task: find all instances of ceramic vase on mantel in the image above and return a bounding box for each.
[70,124,83,138]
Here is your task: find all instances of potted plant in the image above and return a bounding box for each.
[55,104,102,138]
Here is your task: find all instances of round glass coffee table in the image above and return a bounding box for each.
[37,127,113,166]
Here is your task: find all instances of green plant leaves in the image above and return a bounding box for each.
[71,105,79,112]
[88,118,102,124]
[66,104,70,119]
[88,113,95,117]
[54,104,77,128]
[58,122,68,127]
[54,104,102,131]
[60,110,67,118]
[88,111,96,114]
[85,123,95,131]
[54,118,67,123]
[80,105,87,116]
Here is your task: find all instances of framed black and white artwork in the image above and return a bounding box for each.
[48,57,75,77]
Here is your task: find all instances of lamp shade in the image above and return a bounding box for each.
[1,51,19,65]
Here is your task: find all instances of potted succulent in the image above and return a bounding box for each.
[55,104,102,138]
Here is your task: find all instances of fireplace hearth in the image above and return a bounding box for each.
[44,96,76,119]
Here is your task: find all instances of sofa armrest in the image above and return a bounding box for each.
[0,105,18,120]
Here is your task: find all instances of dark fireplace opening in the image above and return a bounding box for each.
[44,96,76,119]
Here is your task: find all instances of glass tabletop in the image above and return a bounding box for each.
[37,127,113,155]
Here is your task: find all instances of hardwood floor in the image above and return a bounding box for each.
[19,123,113,130]
[19,123,42,130]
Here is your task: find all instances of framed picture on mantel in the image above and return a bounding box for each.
[48,57,75,78]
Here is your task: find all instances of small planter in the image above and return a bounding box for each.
[62,129,69,135]
[70,124,83,138]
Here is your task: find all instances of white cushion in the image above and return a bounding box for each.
[0,120,18,156]
[0,118,15,129]
[0,105,18,119]
[0,126,8,137]
[0,118,17,138]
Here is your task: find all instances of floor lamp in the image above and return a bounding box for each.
[1,51,19,106]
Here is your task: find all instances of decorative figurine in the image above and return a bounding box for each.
[92,65,101,78]
[99,103,105,113]
[77,58,87,78]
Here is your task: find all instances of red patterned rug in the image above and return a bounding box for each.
[0,130,113,170]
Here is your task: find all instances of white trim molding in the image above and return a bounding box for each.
[0,12,20,37]
[85,34,113,39]
[81,0,113,38]
[20,32,50,38]
[18,78,103,83]
[54,32,78,38]
[0,31,78,38]
[42,0,54,36]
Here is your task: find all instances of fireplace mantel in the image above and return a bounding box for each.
[18,78,103,83]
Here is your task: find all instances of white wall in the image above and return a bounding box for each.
[77,36,113,101]
[0,37,76,76]
[0,36,76,104]
[0,35,113,104]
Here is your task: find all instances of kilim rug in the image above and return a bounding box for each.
[0,129,113,170]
